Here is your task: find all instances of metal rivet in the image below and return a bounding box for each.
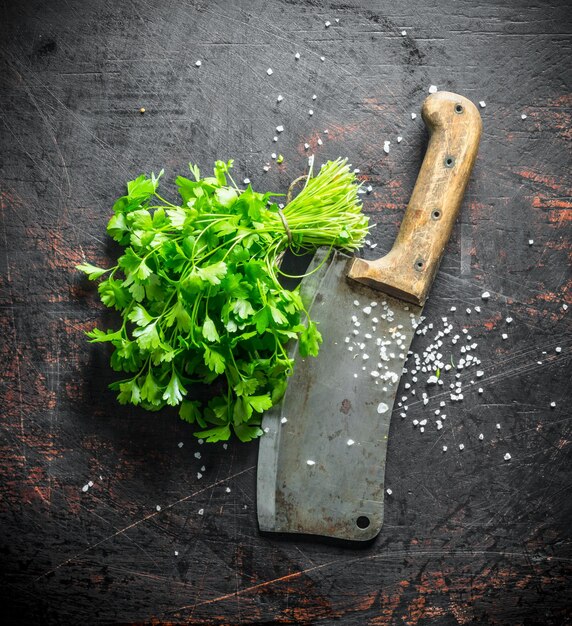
[414,258,425,271]
[431,209,442,220]
[444,156,455,168]
[356,516,370,529]
[454,103,464,114]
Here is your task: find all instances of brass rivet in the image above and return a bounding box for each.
[444,156,455,168]
[431,209,442,220]
[454,103,464,114]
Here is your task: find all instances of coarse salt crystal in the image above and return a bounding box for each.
[267,68,273,75]
[198,508,204,515]
[195,60,202,67]
[476,370,484,377]
[556,346,562,353]
[194,452,201,459]
[502,333,508,340]
[481,291,490,300]
[307,459,316,466]
[528,239,534,245]
[550,401,556,408]
[363,306,372,315]
[479,101,486,108]
[320,56,325,62]
[156,505,161,511]
[478,387,483,394]
[271,153,277,159]
[309,109,314,116]
[276,125,284,132]
[273,136,278,142]
[397,136,402,143]
[312,94,317,100]
[521,113,527,119]
[175,550,179,556]
[442,445,448,452]
[263,165,270,172]
[226,487,231,493]
[277,94,283,102]
[429,85,437,93]
[504,452,511,461]
[401,30,407,36]
[386,488,392,495]
[82,484,89,492]
[317,138,323,145]
[411,112,417,119]
[377,402,389,414]
[496,423,501,429]
[243,178,250,184]
[325,21,331,27]
[281,416,288,424]
[479,433,484,440]
[383,140,390,154]
[304,143,310,150]
[347,439,355,446]
[459,443,465,451]
[197,472,202,479]
[295,52,300,59]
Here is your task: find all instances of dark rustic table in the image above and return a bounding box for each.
[1,0,571,624]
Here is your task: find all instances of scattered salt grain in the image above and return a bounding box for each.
[325,20,331,27]
[496,423,501,430]
[347,439,355,446]
[401,30,407,36]
[502,333,508,340]
[277,94,283,102]
[295,52,300,60]
[383,140,390,154]
[309,109,314,116]
[243,178,250,184]
[195,60,202,67]
[429,85,437,93]
[386,488,393,495]
[521,113,527,120]
[481,291,490,300]
[306,460,316,466]
[317,138,323,145]
[320,56,325,62]
[312,94,317,100]
[397,136,403,143]
[411,112,417,120]
[550,401,556,408]
[263,165,269,172]
[353,300,360,306]
[479,101,486,108]
[156,505,161,511]
[478,433,484,441]
[459,443,465,451]
[276,125,284,132]
[377,402,389,414]
[273,136,278,142]
[504,452,512,461]
[198,508,204,515]
[266,68,273,75]
[281,416,288,424]
[225,487,231,493]
[304,143,310,150]
[175,551,179,556]
[478,388,483,394]
[194,452,201,459]
[476,370,484,377]
[81,484,89,492]
[442,445,448,452]
[556,347,562,353]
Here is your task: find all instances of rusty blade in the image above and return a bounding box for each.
[257,248,422,541]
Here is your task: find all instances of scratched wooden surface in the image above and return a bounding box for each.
[1,0,571,624]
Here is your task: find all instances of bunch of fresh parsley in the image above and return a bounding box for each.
[78,158,368,442]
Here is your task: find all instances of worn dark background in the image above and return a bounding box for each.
[1,0,571,624]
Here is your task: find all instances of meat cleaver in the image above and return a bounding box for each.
[257,91,482,541]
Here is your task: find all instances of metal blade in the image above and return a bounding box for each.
[257,248,422,541]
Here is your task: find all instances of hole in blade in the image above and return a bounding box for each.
[356,515,370,529]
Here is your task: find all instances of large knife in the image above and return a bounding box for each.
[257,91,482,541]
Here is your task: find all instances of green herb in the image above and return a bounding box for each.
[78,158,368,442]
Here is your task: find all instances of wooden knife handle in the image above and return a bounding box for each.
[348,91,482,306]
